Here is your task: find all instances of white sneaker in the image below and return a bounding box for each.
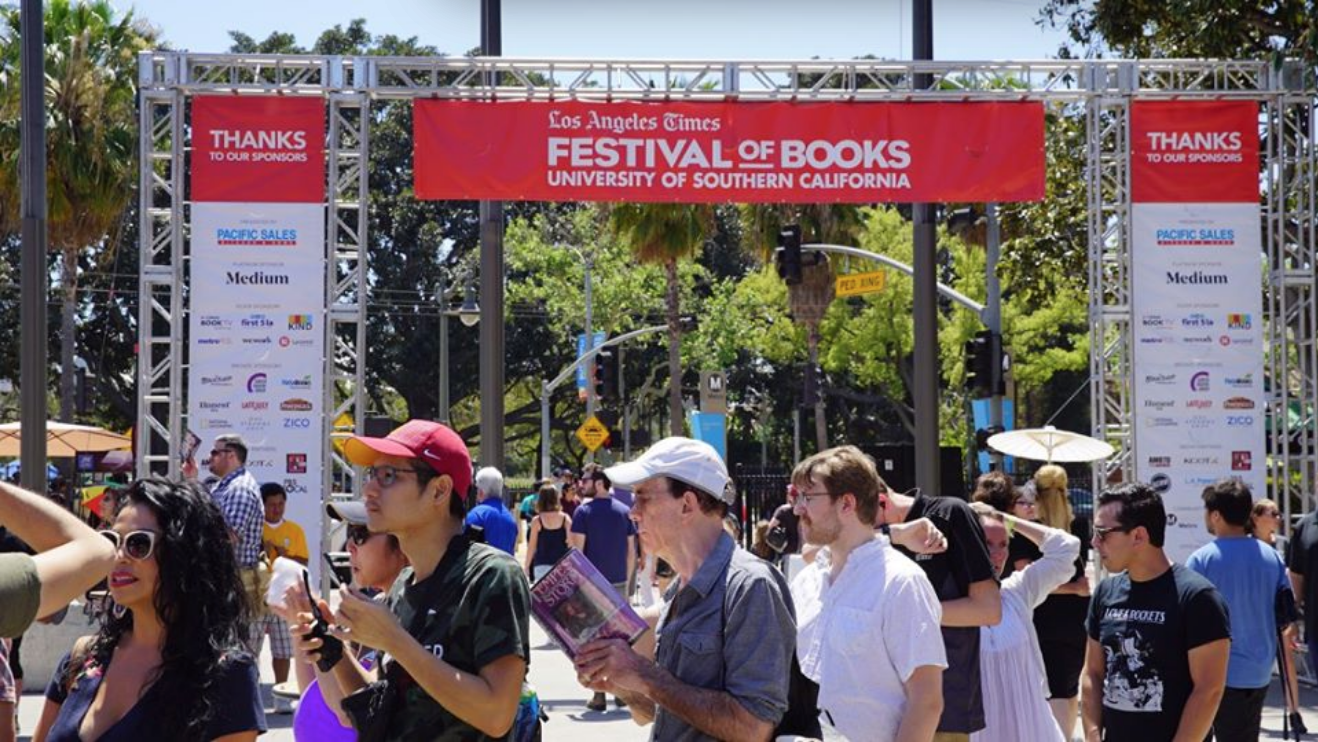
[272,695,295,715]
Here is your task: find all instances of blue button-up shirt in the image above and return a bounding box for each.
[210,468,264,568]
[464,496,518,555]
[651,531,796,741]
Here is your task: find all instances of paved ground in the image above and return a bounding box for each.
[15,620,1318,741]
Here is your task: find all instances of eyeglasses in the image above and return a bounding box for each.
[363,464,422,487]
[208,448,233,458]
[788,486,832,507]
[100,529,158,561]
[346,525,374,546]
[1093,524,1133,542]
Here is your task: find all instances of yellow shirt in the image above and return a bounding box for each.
[263,519,309,564]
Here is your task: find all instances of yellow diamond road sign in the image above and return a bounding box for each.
[576,416,611,452]
[836,270,886,298]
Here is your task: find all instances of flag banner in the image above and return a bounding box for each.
[1129,100,1265,563]
[192,95,326,204]
[415,100,1045,204]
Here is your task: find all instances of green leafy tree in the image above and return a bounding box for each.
[0,0,155,421]
[610,204,715,436]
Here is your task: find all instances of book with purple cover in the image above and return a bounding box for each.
[530,549,648,659]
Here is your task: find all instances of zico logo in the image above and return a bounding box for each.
[247,373,267,393]
[1223,397,1255,410]
[1189,372,1210,392]
[1154,229,1235,247]
[226,271,290,286]
[1226,415,1255,427]
[281,398,313,412]
[288,314,314,331]
[1165,271,1228,285]
[215,227,298,247]
[283,417,312,429]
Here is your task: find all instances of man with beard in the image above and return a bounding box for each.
[790,446,947,742]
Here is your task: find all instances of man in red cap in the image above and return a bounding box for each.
[291,419,531,740]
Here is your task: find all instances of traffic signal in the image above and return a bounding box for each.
[596,349,619,401]
[964,330,994,397]
[775,224,803,285]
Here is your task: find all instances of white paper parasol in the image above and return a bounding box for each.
[986,425,1114,463]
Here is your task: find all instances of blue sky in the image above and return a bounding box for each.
[112,0,1074,61]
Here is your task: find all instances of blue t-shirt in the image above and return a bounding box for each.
[569,496,636,584]
[1186,536,1288,688]
[45,650,266,742]
[465,497,518,555]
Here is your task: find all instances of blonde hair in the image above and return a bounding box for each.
[1033,464,1073,531]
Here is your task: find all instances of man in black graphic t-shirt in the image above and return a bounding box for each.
[1082,483,1230,742]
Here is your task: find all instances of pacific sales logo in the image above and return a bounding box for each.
[1154,228,1236,247]
[225,271,290,286]
[1227,313,1252,330]
[215,227,298,247]
[1166,271,1228,285]
[247,373,267,393]
[1189,371,1210,391]
[280,398,313,412]
[288,314,314,331]
[1231,451,1252,471]
[1223,396,1255,410]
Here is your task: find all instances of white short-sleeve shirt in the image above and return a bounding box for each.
[792,537,948,742]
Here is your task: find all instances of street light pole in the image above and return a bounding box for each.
[19,0,48,494]
[438,273,449,424]
[911,0,940,496]
[582,253,596,462]
[478,0,505,470]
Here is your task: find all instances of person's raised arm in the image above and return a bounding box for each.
[936,501,1001,627]
[0,481,115,621]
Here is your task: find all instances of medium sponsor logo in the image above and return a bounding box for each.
[1227,313,1252,330]
[1232,451,1252,471]
[226,271,290,286]
[1184,475,1218,487]
[286,453,308,474]
[1224,374,1253,388]
[1223,396,1255,410]
[288,314,314,331]
[281,398,313,412]
[1181,313,1215,328]
[1190,371,1210,392]
[1166,270,1228,285]
[1186,415,1216,429]
[247,458,276,469]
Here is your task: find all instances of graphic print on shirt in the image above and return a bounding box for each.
[1102,608,1167,713]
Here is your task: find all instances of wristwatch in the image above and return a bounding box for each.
[879,523,891,537]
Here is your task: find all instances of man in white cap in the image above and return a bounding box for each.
[573,437,796,741]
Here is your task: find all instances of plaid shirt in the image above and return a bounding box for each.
[210,468,264,568]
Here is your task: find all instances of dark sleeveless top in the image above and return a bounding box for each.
[531,515,570,568]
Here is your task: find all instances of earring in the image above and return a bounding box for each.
[111,601,127,620]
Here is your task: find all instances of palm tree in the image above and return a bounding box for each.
[610,203,714,436]
[0,0,154,421]
[739,205,858,452]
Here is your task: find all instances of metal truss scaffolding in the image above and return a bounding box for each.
[136,54,1318,524]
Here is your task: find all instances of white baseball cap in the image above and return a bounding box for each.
[605,437,732,504]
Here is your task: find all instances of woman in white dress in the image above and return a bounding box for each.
[968,501,1080,742]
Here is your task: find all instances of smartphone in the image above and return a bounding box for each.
[301,569,345,671]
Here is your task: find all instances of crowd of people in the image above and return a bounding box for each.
[0,419,1313,741]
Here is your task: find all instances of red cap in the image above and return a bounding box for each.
[344,419,472,497]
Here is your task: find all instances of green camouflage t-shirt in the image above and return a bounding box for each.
[381,537,532,741]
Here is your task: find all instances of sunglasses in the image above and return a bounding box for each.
[346,525,375,546]
[363,464,422,487]
[208,448,234,458]
[1093,524,1134,542]
[100,529,158,561]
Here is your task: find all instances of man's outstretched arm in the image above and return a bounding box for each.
[0,481,116,624]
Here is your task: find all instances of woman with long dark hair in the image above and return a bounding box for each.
[34,478,265,742]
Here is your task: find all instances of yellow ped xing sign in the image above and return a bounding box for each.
[576,415,611,452]
[835,270,886,298]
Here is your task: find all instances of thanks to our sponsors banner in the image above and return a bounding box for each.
[1130,101,1265,563]
[414,100,1045,204]
[188,96,326,573]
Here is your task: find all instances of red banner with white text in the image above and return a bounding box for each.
[192,95,326,203]
[1131,100,1260,203]
[414,100,1045,203]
